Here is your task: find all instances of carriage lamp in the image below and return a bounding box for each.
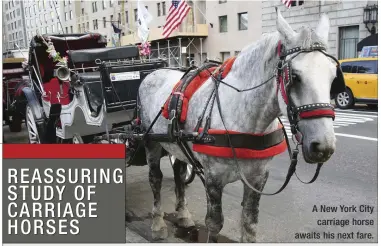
[363,4,378,34]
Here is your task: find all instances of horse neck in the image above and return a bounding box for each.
[216,34,281,134]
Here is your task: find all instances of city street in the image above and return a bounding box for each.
[3,107,378,243]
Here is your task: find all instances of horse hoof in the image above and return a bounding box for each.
[177,218,195,228]
[152,227,168,240]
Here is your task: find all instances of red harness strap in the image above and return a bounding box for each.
[193,124,287,159]
[162,57,237,123]
[299,109,335,119]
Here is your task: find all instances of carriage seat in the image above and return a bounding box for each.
[72,71,103,117]
[68,45,139,64]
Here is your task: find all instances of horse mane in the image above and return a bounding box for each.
[231,26,327,79]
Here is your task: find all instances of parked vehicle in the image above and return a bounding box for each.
[334,57,378,109]
[23,33,196,184]
[3,57,30,132]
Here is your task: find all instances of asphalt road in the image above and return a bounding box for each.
[3,106,378,243]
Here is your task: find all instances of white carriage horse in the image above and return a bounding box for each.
[137,9,345,242]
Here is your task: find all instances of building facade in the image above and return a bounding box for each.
[24,0,62,44]
[121,0,263,66]
[2,0,377,62]
[262,0,378,59]
[3,0,28,50]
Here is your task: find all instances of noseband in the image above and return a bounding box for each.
[276,41,337,144]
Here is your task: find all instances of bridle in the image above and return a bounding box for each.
[276,40,337,145]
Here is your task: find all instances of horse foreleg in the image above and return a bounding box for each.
[204,170,224,243]
[173,159,195,228]
[145,142,168,240]
[240,169,269,242]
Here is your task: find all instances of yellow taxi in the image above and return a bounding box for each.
[335,57,378,109]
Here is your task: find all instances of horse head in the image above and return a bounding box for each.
[275,9,339,164]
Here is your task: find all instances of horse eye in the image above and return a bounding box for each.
[292,74,301,82]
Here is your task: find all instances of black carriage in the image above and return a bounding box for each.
[23,33,195,185]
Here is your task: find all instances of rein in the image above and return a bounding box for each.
[199,40,337,195]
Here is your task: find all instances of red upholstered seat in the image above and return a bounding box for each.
[42,78,71,105]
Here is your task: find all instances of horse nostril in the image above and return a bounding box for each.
[310,141,321,153]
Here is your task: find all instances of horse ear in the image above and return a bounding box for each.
[316,13,330,44]
[275,7,296,41]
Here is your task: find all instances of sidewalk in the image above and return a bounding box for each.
[126,227,149,243]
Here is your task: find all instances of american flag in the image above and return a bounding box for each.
[162,0,191,38]
[281,0,292,8]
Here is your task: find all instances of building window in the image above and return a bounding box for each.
[52,25,55,33]
[110,0,113,7]
[219,15,227,33]
[65,12,68,21]
[290,0,304,7]
[82,8,84,15]
[103,0,106,9]
[134,9,138,21]
[157,3,161,16]
[338,25,359,59]
[46,26,49,34]
[17,8,20,16]
[219,0,227,3]
[220,52,231,61]
[65,27,68,34]
[78,24,81,32]
[118,13,121,23]
[103,17,106,28]
[93,19,98,29]
[86,22,89,30]
[110,15,113,23]
[64,0,66,6]
[238,12,248,30]
[162,1,166,15]
[82,23,85,32]
[235,51,240,56]
[92,2,98,12]
[125,11,128,24]
[70,11,73,20]
[70,26,73,33]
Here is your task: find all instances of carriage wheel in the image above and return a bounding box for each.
[72,133,84,144]
[25,105,41,144]
[169,154,196,185]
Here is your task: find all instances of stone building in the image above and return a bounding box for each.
[261,0,378,59]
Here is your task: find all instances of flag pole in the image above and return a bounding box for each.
[194,2,213,28]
